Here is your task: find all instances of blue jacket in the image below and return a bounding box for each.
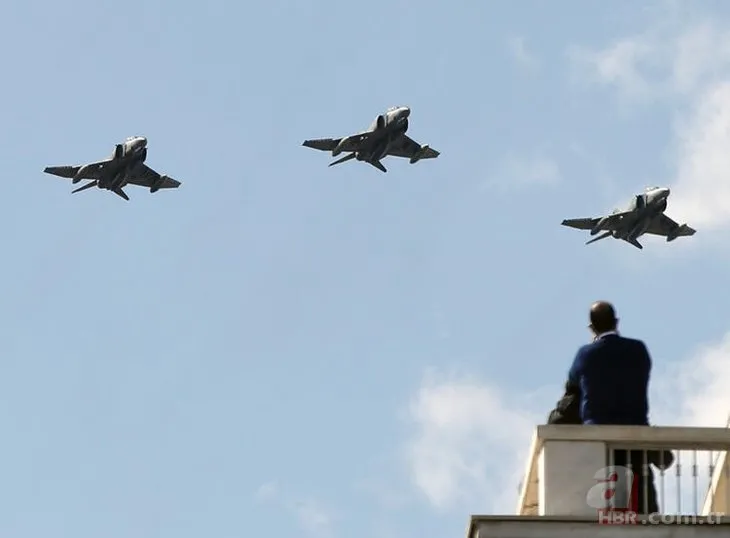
[567,334,651,425]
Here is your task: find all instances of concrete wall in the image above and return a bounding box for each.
[518,425,730,516]
[470,516,730,538]
[538,440,605,516]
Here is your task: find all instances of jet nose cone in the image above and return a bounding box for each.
[401,107,410,118]
[138,136,147,146]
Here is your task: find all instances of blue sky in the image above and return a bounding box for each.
[2,0,730,536]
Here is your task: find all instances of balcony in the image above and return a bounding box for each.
[516,425,730,516]
[466,425,730,538]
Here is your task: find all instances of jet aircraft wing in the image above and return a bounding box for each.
[644,214,696,237]
[561,217,601,230]
[126,164,180,189]
[386,135,440,160]
[43,165,80,178]
[44,160,109,181]
[302,132,372,153]
[561,210,632,230]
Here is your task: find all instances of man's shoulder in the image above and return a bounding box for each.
[610,335,651,359]
[616,335,648,349]
[580,335,648,354]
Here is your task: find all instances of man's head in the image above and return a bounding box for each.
[589,301,619,336]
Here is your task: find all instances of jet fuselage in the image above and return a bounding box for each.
[591,187,670,241]
[73,136,148,190]
[354,106,410,162]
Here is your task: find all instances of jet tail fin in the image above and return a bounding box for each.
[667,223,696,241]
[368,160,387,173]
[113,187,129,201]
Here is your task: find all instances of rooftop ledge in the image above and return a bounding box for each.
[467,515,730,538]
[517,425,730,517]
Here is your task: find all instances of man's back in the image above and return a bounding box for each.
[568,334,651,425]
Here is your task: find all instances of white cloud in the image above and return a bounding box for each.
[568,17,730,100]
[254,481,334,537]
[355,474,412,510]
[667,82,730,230]
[507,36,538,72]
[403,371,543,513]
[653,331,730,428]
[671,23,723,93]
[511,156,561,185]
[569,38,657,100]
[570,12,730,233]
[254,480,279,501]
[294,498,334,537]
[483,153,561,191]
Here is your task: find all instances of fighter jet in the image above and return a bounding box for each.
[561,186,696,249]
[302,106,440,172]
[43,136,180,201]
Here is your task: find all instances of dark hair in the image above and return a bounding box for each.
[590,301,617,333]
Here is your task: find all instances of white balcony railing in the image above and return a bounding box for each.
[517,425,730,517]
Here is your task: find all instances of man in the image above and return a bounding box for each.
[569,301,650,425]
[565,301,660,514]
